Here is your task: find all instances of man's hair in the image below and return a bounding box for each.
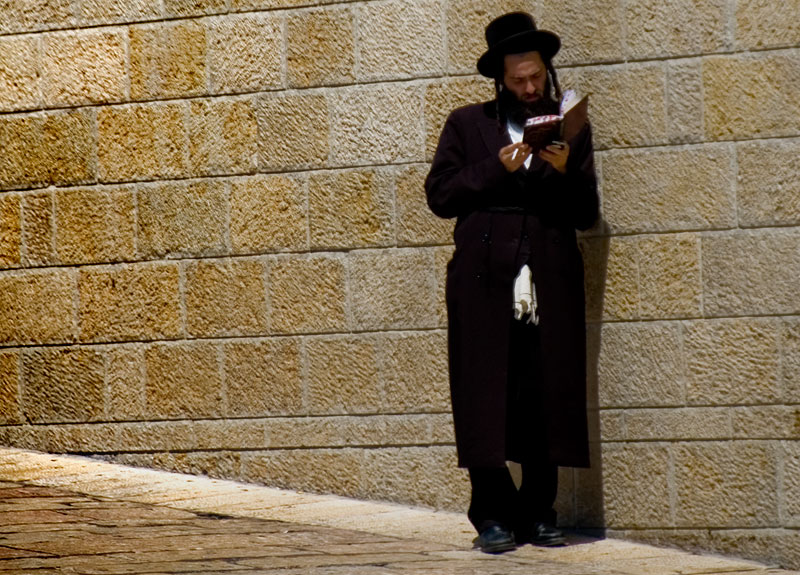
[494,55,562,132]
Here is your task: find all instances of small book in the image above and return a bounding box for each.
[522,90,589,154]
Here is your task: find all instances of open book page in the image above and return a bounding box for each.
[522,90,589,153]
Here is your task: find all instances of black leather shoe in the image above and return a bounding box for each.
[472,524,516,554]
[528,522,566,547]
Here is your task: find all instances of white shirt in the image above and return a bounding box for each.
[506,121,532,169]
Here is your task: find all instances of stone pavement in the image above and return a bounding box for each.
[0,447,795,575]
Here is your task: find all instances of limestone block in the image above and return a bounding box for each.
[0,114,46,190]
[189,98,258,176]
[136,180,227,258]
[164,0,226,17]
[601,145,736,233]
[230,174,307,254]
[396,164,454,246]
[783,319,800,400]
[330,84,424,165]
[115,421,197,451]
[637,233,701,319]
[130,21,207,100]
[674,441,778,527]
[287,7,355,87]
[0,270,75,345]
[185,258,268,337]
[163,451,243,479]
[145,342,223,418]
[42,109,96,186]
[736,0,800,50]
[624,408,732,441]
[704,53,800,140]
[79,0,161,24]
[348,250,437,331]
[702,230,800,316]
[424,76,494,160]
[306,336,381,415]
[308,168,394,249]
[624,0,728,59]
[242,448,365,498]
[224,338,303,417]
[0,195,20,268]
[192,420,268,450]
[266,414,433,449]
[232,0,335,10]
[685,319,780,405]
[55,187,136,265]
[433,245,454,327]
[539,0,625,65]
[0,35,40,112]
[581,64,667,149]
[784,442,800,525]
[0,350,20,424]
[0,0,74,34]
[208,14,282,94]
[602,444,672,528]
[20,347,105,423]
[430,413,455,443]
[591,321,685,408]
[357,0,445,81]
[107,345,146,421]
[378,331,450,412]
[21,192,54,266]
[667,59,704,144]
[709,529,800,571]
[580,236,639,321]
[268,255,347,334]
[737,138,800,227]
[78,263,181,342]
[257,93,329,170]
[42,29,126,107]
[98,103,187,182]
[731,406,800,439]
[599,410,624,441]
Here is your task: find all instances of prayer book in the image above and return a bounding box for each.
[522,90,589,154]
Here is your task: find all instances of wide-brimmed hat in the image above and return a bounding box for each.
[476,12,560,78]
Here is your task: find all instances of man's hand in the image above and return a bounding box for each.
[539,142,570,174]
[499,142,531,172]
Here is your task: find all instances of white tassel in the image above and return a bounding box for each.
[513,265,539,325]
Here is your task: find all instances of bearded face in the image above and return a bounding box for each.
[498,82,559,126]
[499,51,559,125]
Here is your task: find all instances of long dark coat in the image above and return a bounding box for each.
[425,100,598,469]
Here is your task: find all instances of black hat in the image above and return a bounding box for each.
[476,12,560,78]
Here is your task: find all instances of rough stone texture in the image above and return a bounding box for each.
[0,35,40,112]
[674,442,778,527]
[21,192,54,266]
[785,442,800,526]
[396,164,454,246]
[268,255,347,334]
[0,0,74,34]
[79,0,161,24]
[378,331,450,412]
[98,103,187,182]
[704,52,800,140]
[637,233,702,319]
[581,236,639,321]
[41,30,127,107]
[591,322,685,408]
[224,338,303,417]
[230,174,307,254]
[257,93,329,170]
[702,230,800,316]
[43,109,97,186]
[185,259,268,337]
[0,350,20,424]
[602,444,672,527]
[624,0,728,59]
[624,408,732,441]
[208,14,283,94]
[601,145,736,233]
[331,85,424,165]
[20,347,105,423]
[189,99,258,176]
[539,0,625,65]
[736,0,800,50]
[784,319,800,400]
[287,8,355,88]
[348,250,437,331]
[424,76,495,160]
[579,64,667,149]
[0,270,75,345]
[306,336,381,415]
[106,345,146,421]
[0,114,45,190]
[129,20,207,100]
[145,342,223,418]
[164,0,226,17]
[78,263,181,342]
[0,194,20,268]
[136,180,227,258]
[308,168,394,249]
[685,319,780,406]
[731,406,800,439]
[55,187,136,265]
[737,138,800,228]
[357,0,445,81]
[666,59,704,144]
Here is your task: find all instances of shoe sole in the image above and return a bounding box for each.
[531,537,566,547]
[478,541,517,554]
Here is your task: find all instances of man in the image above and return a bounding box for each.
[425,12,598,553]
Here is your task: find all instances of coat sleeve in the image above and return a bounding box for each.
[424,108,512,219]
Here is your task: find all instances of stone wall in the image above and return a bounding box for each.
[0,0,799,568]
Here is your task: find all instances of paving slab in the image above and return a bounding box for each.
[0,447,796,575]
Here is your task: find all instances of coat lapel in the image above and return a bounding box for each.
[476,101,510,155]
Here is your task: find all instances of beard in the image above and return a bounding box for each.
[499,84,559,126]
